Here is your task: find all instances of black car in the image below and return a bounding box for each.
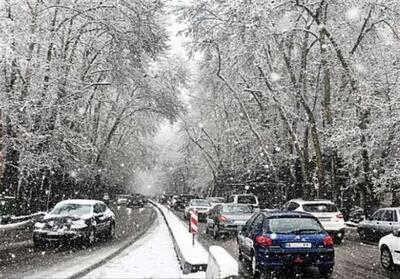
[33,199,115,247]
[172,194,198,211]
[127,194,147,208]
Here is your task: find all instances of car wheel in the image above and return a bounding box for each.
[33,239,42,250]
[213,227,219,240]
[358,229,368,242]
[319,267,333,278]
[205,226,210,234]
[107,223,115,239]
[381,246,394,270]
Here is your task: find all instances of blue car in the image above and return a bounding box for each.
[237,211,334,278]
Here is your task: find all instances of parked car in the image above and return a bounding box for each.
[184,199,212,220]
[127,193,146,208]
[116,194,130,205]
[206,203,253,239]
[227,194,259,208]
[32,199,115,247]
[379,228,400,270]
[282,199,345,244]
[208,197,225,206]
[347,206,365,223]
[237,211,335,278]
[358,207,400,242]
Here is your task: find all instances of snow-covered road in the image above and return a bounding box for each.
[84,208,205,279]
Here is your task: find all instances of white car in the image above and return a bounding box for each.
[184,199,212,220]
[379,228,400,270]
[283,199,345,244]
[227,194,259,208]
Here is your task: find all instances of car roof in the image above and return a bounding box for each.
[57,199,101,205]
[376,207,400,211]
[231,194,256,196]
[262,211,316,219]
[289,199,335,205]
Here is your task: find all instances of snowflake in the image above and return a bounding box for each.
[346,7,361,21]
[354,63,366,73]
[69,170,77,178]
[270,72,282,82]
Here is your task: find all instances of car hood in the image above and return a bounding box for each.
[43,214,91,223]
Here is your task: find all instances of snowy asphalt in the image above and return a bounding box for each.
[173,210,400,279]
[0,205,155,279]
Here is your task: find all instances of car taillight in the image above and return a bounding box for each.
[218,215,228,222]
[336,213,343,219]
[323,235,334,247]
[255,235,273,247]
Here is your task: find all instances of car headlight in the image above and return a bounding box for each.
[34,222,45,229]
[70,219,88,230]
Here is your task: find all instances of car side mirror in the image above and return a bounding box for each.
[393,228,400,237]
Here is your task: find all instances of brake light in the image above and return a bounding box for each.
[218,215,228,222]
[323,235,334,247]
[336,213,343,219]
[255,235,273,247]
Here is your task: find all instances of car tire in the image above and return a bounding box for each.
[381,246,394,270]
[358,229,368,242]
[319,267,333,278]
[107,222,115,239]
[33,239,42,250]
[205,226,210,234]
[334,237,342,245]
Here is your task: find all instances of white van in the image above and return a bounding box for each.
[227,194,259,208]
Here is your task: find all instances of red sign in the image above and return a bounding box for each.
[190,209,198,234]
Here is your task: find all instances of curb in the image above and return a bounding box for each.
[67,207,157,279]
[149,200,207,274]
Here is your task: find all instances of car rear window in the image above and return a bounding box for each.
[190,200,211,206]
[222,204,252,214]
[266,217,324,234]
[237,195,256,204]
[302,203,338,213]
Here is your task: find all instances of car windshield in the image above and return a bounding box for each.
[222,204,252,214]
[237,195,256,204]
[302,203,338,213]
[190,200,210,206]
[50,203,92,216]
[267,217,324,234]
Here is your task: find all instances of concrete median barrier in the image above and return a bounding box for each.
[206,245,238,279]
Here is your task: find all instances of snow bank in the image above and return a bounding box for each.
[84,208,205,279]
[0,219,32,231]
[206,246,238,279]
[151,201,209,273]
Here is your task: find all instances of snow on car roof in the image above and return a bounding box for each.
[291,199,335,204]
[56,199,101,205]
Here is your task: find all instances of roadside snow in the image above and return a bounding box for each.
[156,203,209,266]
[0,220,32,231]
[206,246,238,279]
[85,209,205,278]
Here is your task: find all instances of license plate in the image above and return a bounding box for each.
[286,242,312,248]
[318,217,331,222]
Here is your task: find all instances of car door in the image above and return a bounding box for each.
[238,214,257,257]
[379,210,397,238]
[369,210,384,238]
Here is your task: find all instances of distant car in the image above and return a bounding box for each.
[237,211,335,278]
[173,194,198,211]
[227,194,259,208]
[33,199,115,247]
[208,197,225,206]
[348,206,365,223]
[184,199,212,220]
[379,228,400,270]
[358,207,400,242]
[127,194,146,208]
[116,194,130,205]
[283,199,345,244]
[206,203,253,239]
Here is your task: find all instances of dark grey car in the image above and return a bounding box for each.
[206,203,253,239]
[357,207,400,242]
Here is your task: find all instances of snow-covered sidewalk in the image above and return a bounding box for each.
[84,208,205,279]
